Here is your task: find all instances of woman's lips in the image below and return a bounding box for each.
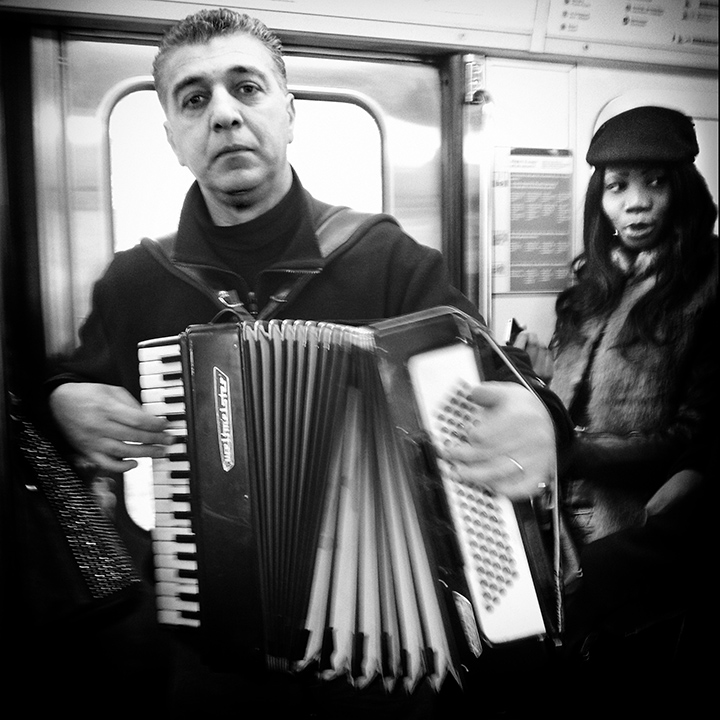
[623,223,653,239]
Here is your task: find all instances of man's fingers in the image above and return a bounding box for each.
[104,419,174,446]
[84,451,139,474]
[110,403,171,433]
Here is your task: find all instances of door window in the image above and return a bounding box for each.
[109,88,385,251]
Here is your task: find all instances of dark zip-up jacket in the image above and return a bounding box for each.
[49,180,570,448]
[41,178,574,717]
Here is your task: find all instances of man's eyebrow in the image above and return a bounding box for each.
[170,65,270,100]
[171,74,205,100]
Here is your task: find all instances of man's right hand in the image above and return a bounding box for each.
[49,382,173,473]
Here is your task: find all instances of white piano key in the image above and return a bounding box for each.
[151,457,190,474]
[143,406,187,424]
[154,498,191,514]
[139,358,183,375]
[154,539,197,556]
[155,566,199,585]
[141,385,185,404]
[157,594,199,614]
[154,483,191,499]
[138,341,181,362]
[152,553,197,572]
[156,581,199,600]
[152,478,191,494]
[139,372,183,390]
[154,512,192,529]
[157,609,200,628]
[153,526,194,541]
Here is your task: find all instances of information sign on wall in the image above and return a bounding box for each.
[493,148,573,293]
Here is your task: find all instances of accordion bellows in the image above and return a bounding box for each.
[138,306,560,693]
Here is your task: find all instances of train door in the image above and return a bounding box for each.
[34,35,444,357]
[31,33,446,528]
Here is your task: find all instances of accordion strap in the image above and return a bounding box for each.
[142,202,397,320]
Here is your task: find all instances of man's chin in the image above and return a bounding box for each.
[220,182,260,204]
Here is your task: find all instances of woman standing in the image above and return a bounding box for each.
[517,105,717,715]
[551,106,717,546]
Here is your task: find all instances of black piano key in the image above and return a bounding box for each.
[166,452,189,462]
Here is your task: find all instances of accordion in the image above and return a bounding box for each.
[137,306,561,692]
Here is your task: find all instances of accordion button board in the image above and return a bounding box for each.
[406,343,547,645]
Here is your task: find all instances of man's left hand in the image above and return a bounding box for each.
[438,381,556,499]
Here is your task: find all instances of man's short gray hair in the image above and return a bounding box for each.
[153,7,287,107]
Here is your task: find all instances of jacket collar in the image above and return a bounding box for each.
[171,172,328,276]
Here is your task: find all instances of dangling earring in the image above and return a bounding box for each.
[612,229,619,237]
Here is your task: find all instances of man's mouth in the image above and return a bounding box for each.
[216,144,251,159]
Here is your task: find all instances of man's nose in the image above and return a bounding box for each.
[210,88,243,130]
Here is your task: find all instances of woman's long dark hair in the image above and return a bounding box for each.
[552,162,718,352]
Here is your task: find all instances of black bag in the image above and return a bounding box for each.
[8,394,141,628]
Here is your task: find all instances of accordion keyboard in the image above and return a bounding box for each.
[138,339,201,628]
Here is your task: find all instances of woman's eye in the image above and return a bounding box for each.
[648,175,668,187]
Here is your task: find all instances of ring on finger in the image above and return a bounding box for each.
[504,455,525,474]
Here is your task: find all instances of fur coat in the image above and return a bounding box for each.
[551,254,717,544]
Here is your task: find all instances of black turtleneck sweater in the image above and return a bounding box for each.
[202,178,304,292]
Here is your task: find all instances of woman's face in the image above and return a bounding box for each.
[602,165,672,253]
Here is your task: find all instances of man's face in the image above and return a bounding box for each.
[162,33,295,221]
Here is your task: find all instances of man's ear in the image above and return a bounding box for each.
[286,93,296,145]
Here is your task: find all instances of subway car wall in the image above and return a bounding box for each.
[2,1,718,357]
[1,0,718,654]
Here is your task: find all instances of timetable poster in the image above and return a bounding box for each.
[493,148,573,293]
